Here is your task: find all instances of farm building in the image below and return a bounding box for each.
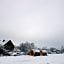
[28,49,40,56]
[4,40,15,51]
[27,49,47,56]
[40,50,47,56]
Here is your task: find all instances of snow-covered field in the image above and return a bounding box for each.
[0,54,64,64]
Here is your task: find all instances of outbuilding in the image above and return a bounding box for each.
[28,49,43,56]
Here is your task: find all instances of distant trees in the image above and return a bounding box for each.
[61,46,64,53]
[50,47,56,52]
[19,42,35,54]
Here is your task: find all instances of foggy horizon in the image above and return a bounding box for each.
[0,0,64,49]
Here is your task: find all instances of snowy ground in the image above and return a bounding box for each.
[0,54,64,64]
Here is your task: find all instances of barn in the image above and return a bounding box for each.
[28,49,43,56]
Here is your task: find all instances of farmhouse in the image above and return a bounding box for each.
[4,40,15,51]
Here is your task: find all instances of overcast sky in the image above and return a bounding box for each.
[0,0,64,49]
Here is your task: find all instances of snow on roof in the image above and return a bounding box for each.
[42,50,47,53]
[32,49,40,52]
[14,48,21,52]
[0,40,8,45]
[0,40,15,46]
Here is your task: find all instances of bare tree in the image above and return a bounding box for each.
[61,46,64,53]
[19,42,35,54]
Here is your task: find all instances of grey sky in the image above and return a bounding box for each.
[0,0,64,49]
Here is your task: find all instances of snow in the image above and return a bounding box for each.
[42,50,47,53]
[0,40,15,46]
[32,49,40,52]
[0,54,64,64]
